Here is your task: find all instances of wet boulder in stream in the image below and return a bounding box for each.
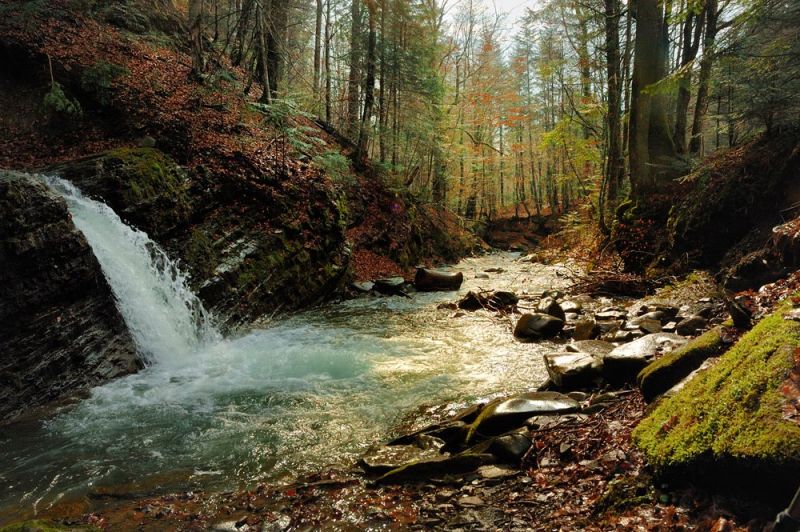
[537,297,566,321]
[414,268,464,292]
[514,313,564,340]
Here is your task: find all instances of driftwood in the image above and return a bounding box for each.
[414,268,464,292]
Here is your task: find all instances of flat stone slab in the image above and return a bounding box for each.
[471,392,580,436]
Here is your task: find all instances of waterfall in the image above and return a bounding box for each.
[42,176,219,366]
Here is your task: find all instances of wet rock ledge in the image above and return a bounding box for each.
[0,171,140,423]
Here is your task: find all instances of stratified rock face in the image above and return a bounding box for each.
[0,171,140,423]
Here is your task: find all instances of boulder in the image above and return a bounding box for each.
[489,291,519,308]
[351,281,374,293]
[637,318,662,334]
[514,313,564,340]
[637,327,728,402]
[572,318,596,341]
[414,268,464,292]
[374,277,409,297]
[0,172,141,422]
[595,308,627,321]
[676,315,708,336]
[633,305,800,499]
[602,333,688,385]
[458,291,487,310]
[543,352,602,390]
[488,431,532,463]
[560,300,583,314]
[468,392,580,439]
[537,297,566,321]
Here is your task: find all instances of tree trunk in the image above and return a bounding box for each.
[604,0,624,227]
[265,0,288,99]
[689,0,718,154]
[629,0,678,198]
[313,0,322,98]
[256,5,271,104]
[347,0,363,139]
[357,0,377,159]
[673,7,704,153]
[189,0,204,79]
[324,0,332,123]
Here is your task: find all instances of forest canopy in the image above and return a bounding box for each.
[181,0,800,224]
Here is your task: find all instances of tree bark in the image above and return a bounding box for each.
[256,5,271,104]
[357,0,377,158]
[673,6,704,153]
[604,0,624,225]
[629,0,678,198]
[189,0,204,79]
[313,0,323,98]
[324,0,332,123]
[689,0,718,154]
[347,0,363,139]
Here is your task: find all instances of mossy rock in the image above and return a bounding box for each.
[52,147,191,237]
[632,302,800,499]
[637,326,729,402]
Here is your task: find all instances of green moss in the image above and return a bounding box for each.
[184,228,218,280]
[105,147,188,205]
[80,61,128,106]
[594,475,653,513]
[637,326,727,402]
[633,302,800,492]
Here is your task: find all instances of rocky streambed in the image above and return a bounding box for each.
[4,238,771,530]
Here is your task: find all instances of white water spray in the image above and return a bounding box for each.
[42,176,219,366]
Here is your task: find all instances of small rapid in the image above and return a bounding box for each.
[0,177,570,522]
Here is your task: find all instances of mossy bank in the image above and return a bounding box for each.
[633,301,800,498]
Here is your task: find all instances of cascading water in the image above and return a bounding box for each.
[42,176,219,365]
[0,175,567,521]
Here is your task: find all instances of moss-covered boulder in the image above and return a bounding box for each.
[51,147,191,238]
[633,303,800,498]
[637,326,729,402]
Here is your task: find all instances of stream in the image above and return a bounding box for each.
[0,177,571,522]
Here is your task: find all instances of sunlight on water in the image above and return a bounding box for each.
[0,177,570,520]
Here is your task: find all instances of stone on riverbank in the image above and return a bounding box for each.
[414,268,464,292]
[543,352,602,390]
[602,333,687,385]
[637,326,729,402]
[467,392,579,440]
[514,313,564,340]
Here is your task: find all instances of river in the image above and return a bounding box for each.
[0,177,571,522]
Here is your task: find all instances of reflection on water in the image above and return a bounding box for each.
[0,253,570,521]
